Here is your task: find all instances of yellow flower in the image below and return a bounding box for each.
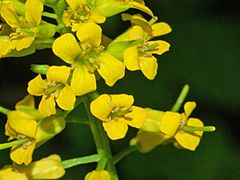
[27,66,76,116]
[132,102,212,152]
[62,0,106,32]
[160,102,204,151]
[0,154,65,179]
[0,0,43,57]
[90,94,147,140]
[53,23,125,96]
[123,15,171,80]
[5,95,66,165]
[85,170,110,180]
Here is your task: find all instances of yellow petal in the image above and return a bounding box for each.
[39,96,56,116]
[128,1,154,17]
[46,66,71,84]
[128,25,144,41]
[76,23,102,48]
[139,56,158,80]
[124,106,147,128]
[27,75,47,96]
[102,120,128,140]
[175,118,203,151]
[0,40,15,57]
[56,86,76,110]
[71,23,83,32]
[15,94,35,110]
[89,11,106,24]
[7,111,37,138]
[0,2,21,28]
[85,170,110,180]
[90,94,113,121]
[25,0,43,26]
[123,46,140,71]
[10,141,36,165]
[133,131,171,153]
[152,22,172,37]
[71,66,96,96]
[66,0,83,10]
[0,168,28,180]
[14,36,35,51]
[148,40,170,55]
[53,33,81,64]
[184,101,197,119]
[97,52,125,86]
[159,111,182,136]
[110,94,134,108]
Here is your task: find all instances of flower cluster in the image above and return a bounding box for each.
[0,0,215,179]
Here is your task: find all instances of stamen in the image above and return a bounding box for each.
[108,106,133,121]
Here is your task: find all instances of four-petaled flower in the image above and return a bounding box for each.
[5,95,43,165]
[0,0,42,57]
[63,0,106,32]
[160,102,204,151]
[5,95,66,165]
[53,23,125,96]
[123,15,171,80]
[90,94,147,140]
[27,66,76,116]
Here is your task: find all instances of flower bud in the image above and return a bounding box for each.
[85,170,110,180]
[26,154,65,179]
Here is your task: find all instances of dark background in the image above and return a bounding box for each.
[1,0,240,179]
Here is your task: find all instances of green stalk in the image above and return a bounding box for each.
[52,0,70,34]
[0,106,10,115]
[181,125,216,132]
[62,154,101,169]
[42,12,57,19]
[113,145,137,164]
[171,84,190,112]
[84,94,118,180]
[0,138,30,150]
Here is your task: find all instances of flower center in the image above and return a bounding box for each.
[16,134,34,150]
[76,46,104,73]
[63,4,92,26]
[108,106,133,121]
[138,42,159,57]
[44,81,64,98]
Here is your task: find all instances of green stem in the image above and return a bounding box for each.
[52,0,70,34]
[84,94,118,180]
[0,106,10,115]
[171,84,190,112]
[42,12,57,19]
[96,157,108,171]
[113,145,137,164]
[0,138,30,150]
[181,125,216,132]
[62,154,101,169]
[149,16,158,25]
